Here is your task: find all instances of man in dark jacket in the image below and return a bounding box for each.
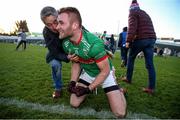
[121,0,156,94]
[40,6,72,98]
[109,34,116,54]
[118,27,128,67]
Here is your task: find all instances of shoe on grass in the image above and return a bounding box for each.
[121,77,131,84]
[142,88,154,94]
[52,90,61,98]
[120,60,125,68]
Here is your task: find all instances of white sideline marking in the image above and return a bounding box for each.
[0,97,155,119]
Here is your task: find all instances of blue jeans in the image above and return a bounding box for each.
[49,59,62,91]
[126,39,156,89]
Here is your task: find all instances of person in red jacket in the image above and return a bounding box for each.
[121,0,156,94]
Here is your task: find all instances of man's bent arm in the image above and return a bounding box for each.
[89,58,110,90]
[70,62,81,82]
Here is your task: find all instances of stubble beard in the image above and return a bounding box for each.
[59,32,64,39]
[59,27,73,39]
[59,31,72,40]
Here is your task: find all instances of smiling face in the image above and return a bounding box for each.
[56,13,74,39]
[43,15,58,33]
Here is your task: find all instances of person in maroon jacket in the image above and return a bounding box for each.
[121,0,156,94]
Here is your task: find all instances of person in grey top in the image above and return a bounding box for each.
[16,28,27,50]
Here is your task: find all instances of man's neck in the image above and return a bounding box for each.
[70,29,82,44]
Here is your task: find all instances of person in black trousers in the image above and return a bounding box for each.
[16,28,27,50]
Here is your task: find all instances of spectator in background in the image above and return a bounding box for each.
[110,34,116,54]
[100,31,114,58]
[101,30,107,40]
[158,48,164,56]
[121,0,156,94]
[16,28,27,50]
[118,27,129,67]
[101,31,110,50]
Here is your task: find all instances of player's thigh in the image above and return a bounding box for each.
[106,90,126,111]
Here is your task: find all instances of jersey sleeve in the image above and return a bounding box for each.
[62,39,70,54]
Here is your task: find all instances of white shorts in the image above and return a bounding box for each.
[79,70,118,89]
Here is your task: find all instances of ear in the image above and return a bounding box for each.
[72,22,78,30]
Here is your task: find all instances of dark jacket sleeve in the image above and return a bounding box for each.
[118,33,122,47]
[43,27,69,63]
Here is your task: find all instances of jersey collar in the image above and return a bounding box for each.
[76,31,82,45]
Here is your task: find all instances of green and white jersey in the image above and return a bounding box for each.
[63,30,112,77]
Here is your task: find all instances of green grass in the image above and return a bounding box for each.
[0,104,96,119]
[0,43,180,119]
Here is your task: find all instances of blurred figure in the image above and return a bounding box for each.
[121,0,156,94]
[16,28,27,50]
[101,30,107,40]
[163,48,171,57]
[158,48,164,56]
[118,27,129,67]
[109,34,116,54]
[101,31,110,50]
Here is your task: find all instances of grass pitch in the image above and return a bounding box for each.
[0,43,180,118]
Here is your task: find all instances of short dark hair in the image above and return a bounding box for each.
[58,7,82,28]
[123,27,127,32]
[40,6,58,22]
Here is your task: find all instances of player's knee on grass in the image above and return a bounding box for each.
[70,95,82,108]
[70,100,81,108]
[105,87,127,118]
[113,109,126,118]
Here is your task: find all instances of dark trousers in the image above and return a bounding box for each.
[120,47,129,66]
[126,39,156,89]
[16,40,26,50]
[110,45,116,54]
